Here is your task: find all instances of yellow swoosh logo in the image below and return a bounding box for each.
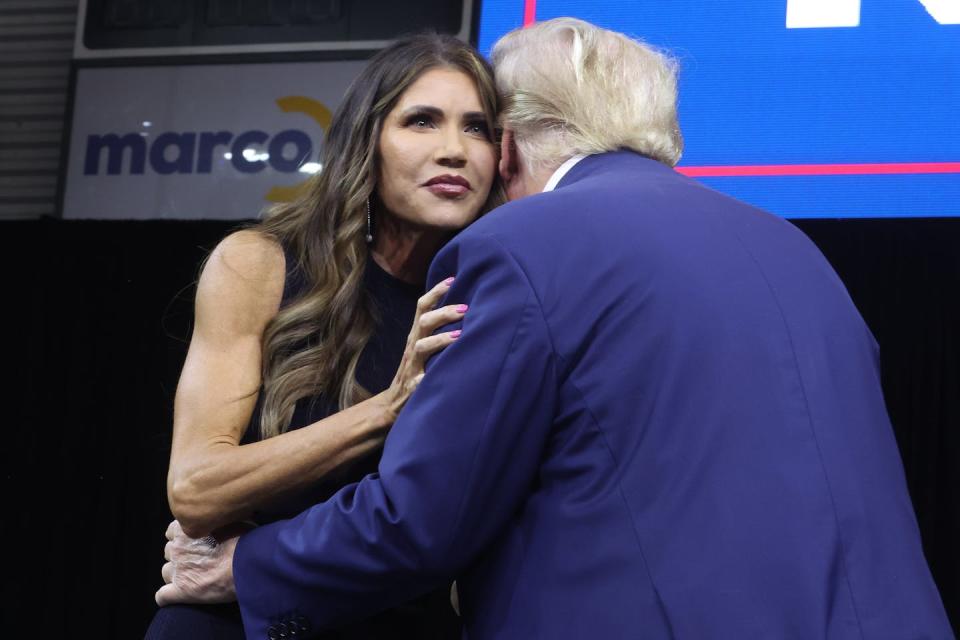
[266,96,332,203]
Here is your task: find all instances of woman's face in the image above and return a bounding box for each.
[376,67,497,232]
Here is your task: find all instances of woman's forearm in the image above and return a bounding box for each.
[169,395,391,537]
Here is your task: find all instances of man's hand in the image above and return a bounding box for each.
[155,520,241,607]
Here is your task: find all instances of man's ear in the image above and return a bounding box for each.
[499,129,518,183]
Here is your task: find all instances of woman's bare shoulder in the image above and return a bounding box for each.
[195,229,287,336]
[209,229,285,279]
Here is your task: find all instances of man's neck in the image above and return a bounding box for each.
[509,154,586,200]
[509,163,558,200]
[528,168,555,195]
[542,154,587,193]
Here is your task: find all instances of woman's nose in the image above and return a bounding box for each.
[435,127,467,167]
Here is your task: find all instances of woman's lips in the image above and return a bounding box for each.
[423,174,471,197]
[425,183,469,197]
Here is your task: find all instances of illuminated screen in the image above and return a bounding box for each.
[478,1,960,218]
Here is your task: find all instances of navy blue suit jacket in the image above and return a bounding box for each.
[234,152,952,639]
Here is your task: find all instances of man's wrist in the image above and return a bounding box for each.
[222,535,240,601]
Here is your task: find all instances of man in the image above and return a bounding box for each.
[159,18,952,638]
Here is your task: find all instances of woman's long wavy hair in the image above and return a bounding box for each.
[254,34,501,439]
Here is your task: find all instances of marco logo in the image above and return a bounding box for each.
[82,96,331,202]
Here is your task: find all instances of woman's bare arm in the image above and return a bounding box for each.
[167,230,461,537]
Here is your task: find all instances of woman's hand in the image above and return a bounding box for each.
[376,276,467,425]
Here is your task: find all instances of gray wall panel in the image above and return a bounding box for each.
[0,0,77,219]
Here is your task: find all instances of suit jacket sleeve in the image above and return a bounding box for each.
[233,230,558,638]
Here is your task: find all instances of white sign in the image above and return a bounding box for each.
[63,61,367,219]
[786,0,960,27]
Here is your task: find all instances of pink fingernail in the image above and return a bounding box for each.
[443,277,455,285]
[450,330,462,338]
[456,304,469,313]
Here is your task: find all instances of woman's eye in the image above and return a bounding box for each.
[406,115,433,128]
[467,122,489,136]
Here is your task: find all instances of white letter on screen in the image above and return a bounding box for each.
[786,0,861,27]
[918,0,960,23]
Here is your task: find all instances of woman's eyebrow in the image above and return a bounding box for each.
[397,105,444,119]
[397,106,487,122]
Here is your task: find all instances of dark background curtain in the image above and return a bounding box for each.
[2,217,957,637]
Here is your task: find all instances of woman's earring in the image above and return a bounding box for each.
[365,198,373,244]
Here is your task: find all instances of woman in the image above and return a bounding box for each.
[145,33,502,639]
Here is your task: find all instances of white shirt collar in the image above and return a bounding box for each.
[542,154,588,192]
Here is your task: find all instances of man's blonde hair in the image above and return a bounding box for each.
[491,17,683,172]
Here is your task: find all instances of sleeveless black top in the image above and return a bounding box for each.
[241,250,460,639]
